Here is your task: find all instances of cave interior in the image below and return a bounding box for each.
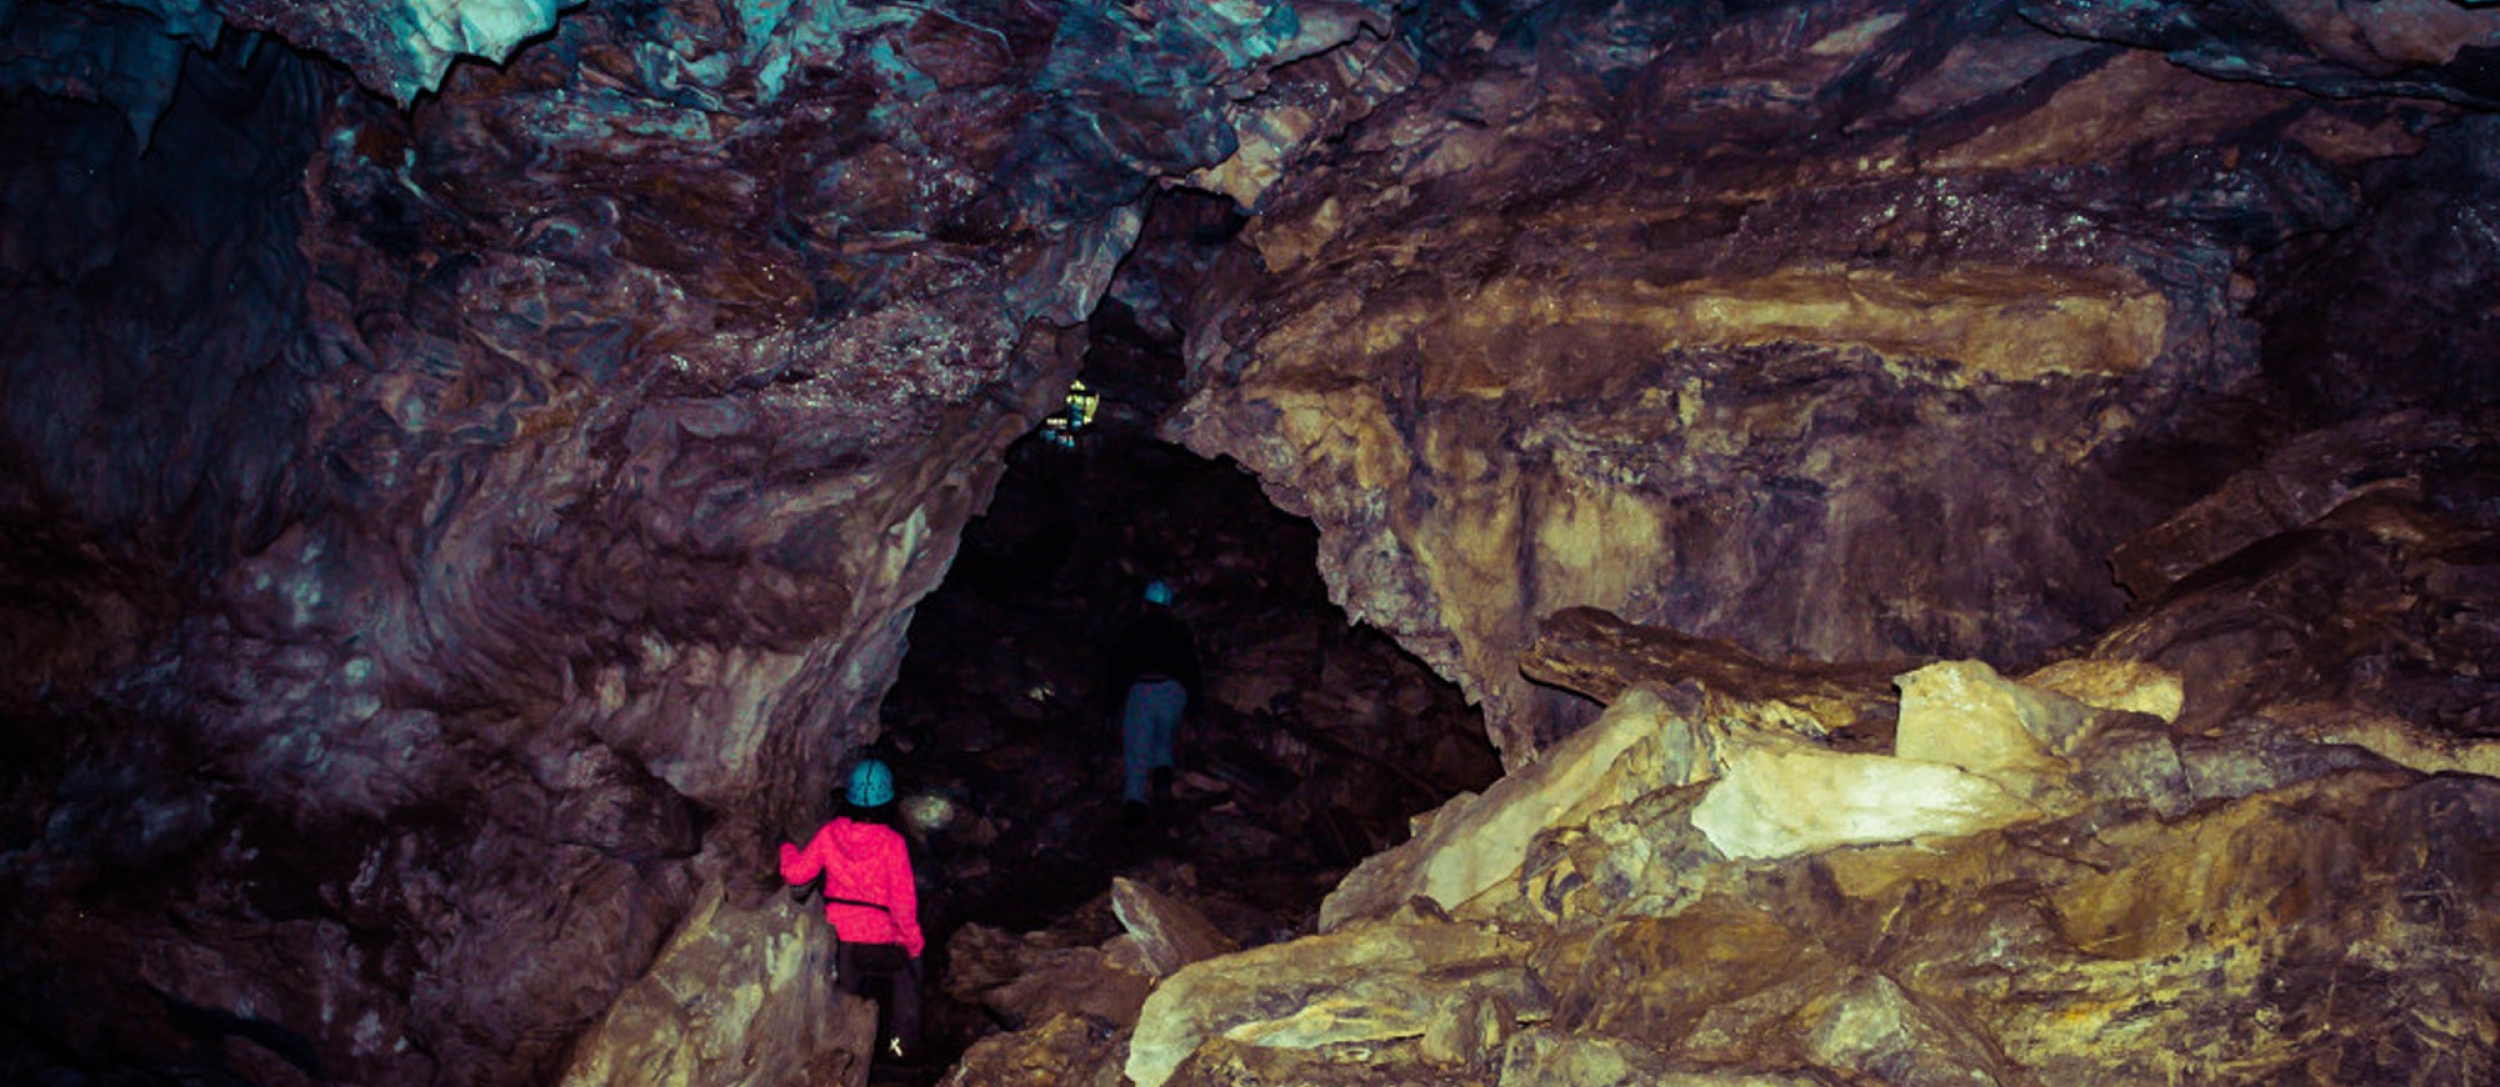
[4,0,2500,1085]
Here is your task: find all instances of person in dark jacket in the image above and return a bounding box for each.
[1109,579,1201,813]
[780,758,924,1062]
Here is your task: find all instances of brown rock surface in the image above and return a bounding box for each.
[1169,5,2347,756]
[2088,412,2500,737]
[6,0,2500,1085]
[1112,877,1239,980]
[1524,605,1907,742]
[4,3,1396,1084]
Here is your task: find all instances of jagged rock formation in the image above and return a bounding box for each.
[4,2,1401,1083]
[4,0,2498,1086]
[1168,0,2493,758]
[946,421,2499,1084]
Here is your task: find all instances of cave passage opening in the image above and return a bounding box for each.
[865,303,1502,1070]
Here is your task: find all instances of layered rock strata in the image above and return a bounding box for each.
[1170,0,2483,759]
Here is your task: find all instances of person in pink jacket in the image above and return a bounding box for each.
[781,758,925,1060]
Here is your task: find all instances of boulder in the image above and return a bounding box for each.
[1497,1030,1822,1087]
[560,882,872,1087]
[1111,877,1238,979]
[1801,973,2010,1087]
[943,923,1156,1031]
[940,1013,1129,1087]
[1320,686,1731,928]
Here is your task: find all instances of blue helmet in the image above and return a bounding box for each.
[1144,580,1174,606]
[846,759,895,808]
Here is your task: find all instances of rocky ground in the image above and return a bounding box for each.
[937,410,2500,1087]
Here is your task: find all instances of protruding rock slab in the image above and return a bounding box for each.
[1320,686,1729,929]
[1125,919,1544,1087]
[1111,877,1238,980]
[2019,658,2186,723]
[1523,606,1907,740]
[1893,659,2086,795]
[2107,411,2486,601]
[2088,413,2500,737]
[1688,736,2039,861]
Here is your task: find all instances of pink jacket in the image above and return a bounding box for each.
[780,817,924,958]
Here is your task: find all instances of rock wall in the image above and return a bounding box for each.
[1,2,1405,1085]
[1171,0,2488,759]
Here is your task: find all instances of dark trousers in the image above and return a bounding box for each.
[1122,677,1187,803]
[837,941,921,1050]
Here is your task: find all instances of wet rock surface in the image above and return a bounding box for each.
[4,0,2500,1085]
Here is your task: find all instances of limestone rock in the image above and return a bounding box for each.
[2024,0,2500,106]
[0,2,1404,1082]
[560,882,871,1087]
[2088,416,2500,735]
[1528,764,2500,1085]
[940,1013,1129,1087]
[1125,918,1540,1087]
[1893,659,2086,794]
[986,948,1156,1033]
[1497,1030,1821,1087]
[1522,606,1906,739]
[2106,412,2489,602]
[2291,706,2500,780]
[1171,0,2392,759]
[2172,719,2392,805]
[1802,973,2008,1087]
[1419,990,1516,1074]
[1687,736,2039,860]
[2018,659,2186,724]
[8,2,2500,1086]
[1320,686,1730,929]
[943,923,1156,1031]
[2067,716,2196,818]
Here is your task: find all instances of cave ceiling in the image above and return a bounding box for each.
[3,0,2498,1085]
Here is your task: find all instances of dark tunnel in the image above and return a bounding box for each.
[867,289,1501,1076]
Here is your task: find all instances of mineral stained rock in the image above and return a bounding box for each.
[8,0,2500,1085]
[3,2,1399,1085]
[1522,606,1906,740]
[1061,404,2499,1086]
[1168,0,2479,759]
[1118,653,2499,1086]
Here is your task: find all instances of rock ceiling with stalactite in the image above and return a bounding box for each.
[3,0,2498,1085]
